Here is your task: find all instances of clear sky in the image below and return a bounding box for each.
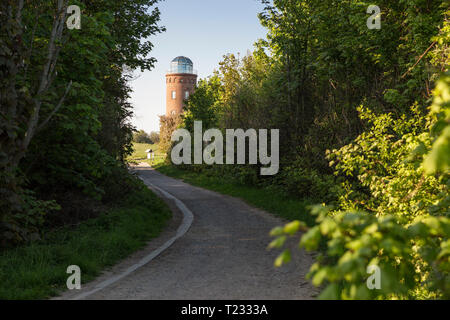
[129,0,268,133]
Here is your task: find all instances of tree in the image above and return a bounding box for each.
[1,1,72,242]
[149,131,160,144]
[133,130,153,144]
[0,0,164,245]
[159,114,183,155]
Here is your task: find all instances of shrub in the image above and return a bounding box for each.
[133,130,153,144]
[270,72,450,299]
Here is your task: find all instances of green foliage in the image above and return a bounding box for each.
[274,158,340,204]
[163,2,449,300]
[133,130,154,144]
[149,131,160,144]
[128,142,159,160]
[328,104,446,221]
[159,114,183,155]
[1,191,61,247]
[272,204,450,299]
[271,73,450,299]
[174,1,448,203]
[257,2,450,299]
[424,72,450,174]
[183,75,222,132]
[257,0,448,173]
[0,182,171,299]
[0,1,164,246]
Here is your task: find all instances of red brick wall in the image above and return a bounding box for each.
[166,73,197,116]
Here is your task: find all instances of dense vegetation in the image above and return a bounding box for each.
[0,184,171,299]
[0,1,165,246]
[1,0,449,301]
[163,0,450,299]
[133,130,160,144]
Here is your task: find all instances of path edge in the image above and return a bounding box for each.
[70,173,194,300]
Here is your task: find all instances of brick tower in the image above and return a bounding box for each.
[166,56,197,116]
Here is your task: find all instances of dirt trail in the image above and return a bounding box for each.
[58,164,317,300]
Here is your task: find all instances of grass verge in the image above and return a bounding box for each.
[127,142,166,166]
[0,183,171,300]
[155,164,315,226]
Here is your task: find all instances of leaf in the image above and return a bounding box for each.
[312,267,330,286]
[423,127,450,174]
[274,249,291,267]
[283,220,304,235]
[270,226,284,237]
[319,218,337,235]
[268,236,287,249]
[318,283,339,300]
[299,226,321,251]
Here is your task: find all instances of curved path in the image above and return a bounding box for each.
[60,164,317,300]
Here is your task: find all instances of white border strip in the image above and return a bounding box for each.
[72,182,194,300]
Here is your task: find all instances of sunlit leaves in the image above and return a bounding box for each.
[274,249,291,267]
[424,72,450,175]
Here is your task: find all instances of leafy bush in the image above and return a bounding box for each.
[0,1,164,247]
[159,114,183,155]
[327,104,446,222]
[271,205,450,299]
[149,131,160,144]
[1,191,60,247]
[274,158,340,204]
[271,73,450,299]
[0,183,171,299]
[133,130,153,144]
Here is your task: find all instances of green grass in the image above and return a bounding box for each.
[0,185,171,300]
[155,164,315,226]
[127,142,167,166]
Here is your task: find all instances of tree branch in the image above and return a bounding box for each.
[16,0,24,22]
[401,41,437,79]
[36,80,72,133]
[22,0,68,152]
[37,0,67,95]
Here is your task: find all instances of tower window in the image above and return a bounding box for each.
[172,91,176,99]
[185,91,190,100]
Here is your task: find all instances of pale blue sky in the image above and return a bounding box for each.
[130,0,268,132]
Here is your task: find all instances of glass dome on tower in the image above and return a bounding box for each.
[169,56,195,74]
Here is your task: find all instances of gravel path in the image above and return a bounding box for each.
[59,164,317,300]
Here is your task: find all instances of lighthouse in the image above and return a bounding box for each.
[165,56,197,116]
